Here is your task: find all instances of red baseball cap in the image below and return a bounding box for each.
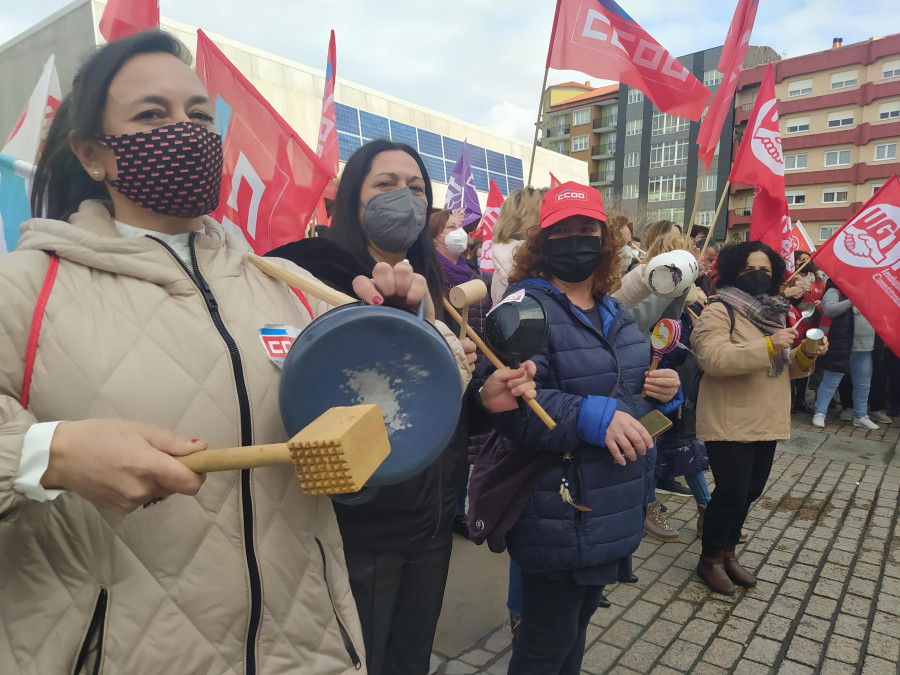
[540,181,607,229]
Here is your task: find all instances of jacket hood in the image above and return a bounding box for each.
[16,199,250,287]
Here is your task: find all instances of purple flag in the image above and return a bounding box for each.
[444,141,482,226]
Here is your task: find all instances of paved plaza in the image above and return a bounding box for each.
[430,414,900,674]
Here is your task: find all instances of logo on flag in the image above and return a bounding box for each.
[749,100,782,175]
[833,203,900,269]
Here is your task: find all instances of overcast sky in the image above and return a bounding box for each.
[1,1,896,142]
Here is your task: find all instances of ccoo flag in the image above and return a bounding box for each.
[696,0,759,170]
[99,0,159,42]
[729,64,793,272]
[546,0,710,121]
[474,179,505,272]
[811,176,900,357]
[195,30,332,253]
[444,141,482,227]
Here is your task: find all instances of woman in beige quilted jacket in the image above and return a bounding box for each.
[0,31,534,675]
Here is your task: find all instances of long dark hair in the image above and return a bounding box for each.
[716,240,786,296]
[31,31,192,221]
[328,139,444,315]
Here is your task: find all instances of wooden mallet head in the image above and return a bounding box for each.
[449,279,488,340]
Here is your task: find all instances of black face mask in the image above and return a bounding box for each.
[546,235,604,283]
[734,269,773,297]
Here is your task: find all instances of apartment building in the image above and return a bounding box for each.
[730,34,900,245]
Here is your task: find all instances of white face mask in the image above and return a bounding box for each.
[443,228,469,255]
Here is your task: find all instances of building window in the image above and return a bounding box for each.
[874,143,897,161]
[648,174,687,202]
[826,111,854,128]
[651,110,690,136]
[824,149,852,167]
[819,225,840,241]
[701,174,718,192]
[607,108,618,126]
[627,89,644,104]
[784,153,808,170]
[571,135,589,152]
[788,79,813,97]
[624,151,640,168]
[786,117,810,134]
[830,70,858,90]
[625,119,643,136]
[878,101,900,120]
[603,187,616,203]
[623,183,639,199]
[785,190,806,205]
[883,59,900,79]
[554,141,566,155]
[873,183,883,195]
[648,207,685,223]
[696,210,715,227]
[604,136,617,154]
[703,69,723,87]
[822,187,849,203]
[649,140,688,168]
[573,108,590,126]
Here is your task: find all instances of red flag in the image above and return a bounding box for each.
[99,0,159,42]
[546,0,710,121]
[474,180,505,273]
[316,31,339,176]
[549,172,562,188]
[696,0,759,170]
[811,176,900,356]
[195,30,332,253]
[729,65,793,272]
[790,221,816,253]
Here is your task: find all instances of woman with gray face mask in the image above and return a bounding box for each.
[267,139,536,675]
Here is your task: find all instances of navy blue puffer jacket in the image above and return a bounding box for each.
[496,279,683,575]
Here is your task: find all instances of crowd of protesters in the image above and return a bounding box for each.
[1,29,897,675]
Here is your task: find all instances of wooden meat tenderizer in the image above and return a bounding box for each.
[449,279,488,340]
[178,404,390,495]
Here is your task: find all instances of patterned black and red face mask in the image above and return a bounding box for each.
[99,122,223,218]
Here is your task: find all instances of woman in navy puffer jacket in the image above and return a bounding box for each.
[496,183,683,674]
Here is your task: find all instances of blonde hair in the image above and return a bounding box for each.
[493,186,548,244]
[641,230,691,263]
[641,219,682,250]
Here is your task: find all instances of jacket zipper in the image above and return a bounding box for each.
[73,587,108,675]
[149,235,262,675]
[315,539,363,669]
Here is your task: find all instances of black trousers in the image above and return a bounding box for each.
[702,440,777,554]
[508,572,604,675]
[344,531,453,675]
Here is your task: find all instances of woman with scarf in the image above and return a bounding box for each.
[690,241,827,596]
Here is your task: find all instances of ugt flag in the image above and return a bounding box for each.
[546,0,710,121]
[811,176,900,357]
[444,142,482,227]
[790,221,816,254]
[99,0,160,42]
[729,64,793,272]
[196,30,332,253]
[696,0,759,170]
[474,179,505,273]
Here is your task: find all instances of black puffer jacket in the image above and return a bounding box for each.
[267,237,493,550]
[820,280,853,374]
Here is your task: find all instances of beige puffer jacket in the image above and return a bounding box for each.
[0,201,370,674]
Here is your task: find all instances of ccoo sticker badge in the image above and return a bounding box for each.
[259,324,301,368]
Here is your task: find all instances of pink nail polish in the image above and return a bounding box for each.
[191,439,200,443]
[372,295,383,305]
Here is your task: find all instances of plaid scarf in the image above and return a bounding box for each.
[712,285,792,376]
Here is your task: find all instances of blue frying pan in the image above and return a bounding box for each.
[279,301,462,502]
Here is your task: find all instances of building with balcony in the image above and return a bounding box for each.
[539,81,619,191]
[615,45,779,240]
[730,35,900,245]
[0,0,587,214]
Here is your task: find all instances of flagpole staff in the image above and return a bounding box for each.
[785,257,812,284]
[686,165,707,238]
[699,179,730,253]
[527,67,550,186]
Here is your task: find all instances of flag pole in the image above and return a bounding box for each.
[685,164,707,238]
[527,67,550,186]
[699,179,730,253]
[785,257,812,284]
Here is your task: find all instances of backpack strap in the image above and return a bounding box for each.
[21,254,59,409]
[706,299,736,336]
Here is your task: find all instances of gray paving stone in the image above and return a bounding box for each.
[443,659,477,674]
[701,637,743,670]
[459,649,494,667]
[786,634,824,667]
[617,641,663,671]
[658,639,703,671]
[744,636,782,666]
[825,634,864,664]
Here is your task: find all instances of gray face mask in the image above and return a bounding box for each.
[362,187,428,253]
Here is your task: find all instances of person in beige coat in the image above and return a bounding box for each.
[690,242,827,596]
[0,31,530,675]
